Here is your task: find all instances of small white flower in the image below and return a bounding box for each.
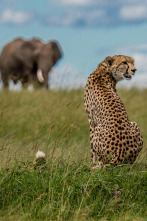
[36,150,45,160]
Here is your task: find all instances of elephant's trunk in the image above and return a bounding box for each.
[37,69,45,83]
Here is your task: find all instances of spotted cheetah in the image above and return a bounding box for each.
[84,55,143,167]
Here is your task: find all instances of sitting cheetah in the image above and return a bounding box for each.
[84,55,143,167]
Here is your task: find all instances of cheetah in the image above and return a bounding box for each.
[84,55,143,167]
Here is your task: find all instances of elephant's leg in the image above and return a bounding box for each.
[45,80,49,89]
[43,73,49,89]
[21,82,29,89]
[34,78,49,89]
[33,82,42,89]
[20,73,29,89]
[33,79,43,89]
[1,71,9,89]
[3,81,9,89]
[41,74,49,89]
[29,72,42,89]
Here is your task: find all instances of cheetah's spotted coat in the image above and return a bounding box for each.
[84,55,143,167]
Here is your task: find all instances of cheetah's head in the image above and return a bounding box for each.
[104,55,136,82]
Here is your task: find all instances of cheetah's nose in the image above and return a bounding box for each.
[131,69,137,73]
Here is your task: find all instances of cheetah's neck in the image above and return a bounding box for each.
[89,62,117,91]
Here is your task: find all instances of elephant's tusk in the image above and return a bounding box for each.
[37,69,45,83]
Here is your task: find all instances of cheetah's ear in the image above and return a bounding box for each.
[104,56,114,66]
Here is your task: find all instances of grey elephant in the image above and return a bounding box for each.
[0,38,62,89]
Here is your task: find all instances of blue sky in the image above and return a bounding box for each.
[0,0,147,88]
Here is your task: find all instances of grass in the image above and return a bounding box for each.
[0,88,147,221]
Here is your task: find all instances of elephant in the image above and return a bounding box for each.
[0,38,62,89]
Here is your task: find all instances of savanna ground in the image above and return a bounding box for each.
[0,88,147,221]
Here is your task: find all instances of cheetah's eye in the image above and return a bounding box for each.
[122,61,127,65]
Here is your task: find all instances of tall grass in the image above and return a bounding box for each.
[0,161,146,221]
[0,88,147,220]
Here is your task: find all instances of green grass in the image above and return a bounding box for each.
[0,88,147,221]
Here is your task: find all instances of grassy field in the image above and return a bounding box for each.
[0,88,147,221]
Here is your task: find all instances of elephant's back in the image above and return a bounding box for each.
[0,38,24,70]
[1,38,24,58]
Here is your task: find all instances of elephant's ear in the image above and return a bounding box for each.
[50,42,58,50]
[49,42,62,63]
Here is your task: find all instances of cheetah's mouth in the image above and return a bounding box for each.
[123,73,132,80]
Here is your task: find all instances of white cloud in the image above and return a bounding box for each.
[48,1,147,27]
[121,0,147,3]
[133,53,147,73]
[120,5,147,20]
[118,74,147,89]
[53,0,145,7]
[53,0,98,6]
[0,8,33,25]
[60,0,92,6]
[47,9,106,27]
[50,64,86,89]
[129,44,147,51]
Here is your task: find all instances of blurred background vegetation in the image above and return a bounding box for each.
[0,89,146,167]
